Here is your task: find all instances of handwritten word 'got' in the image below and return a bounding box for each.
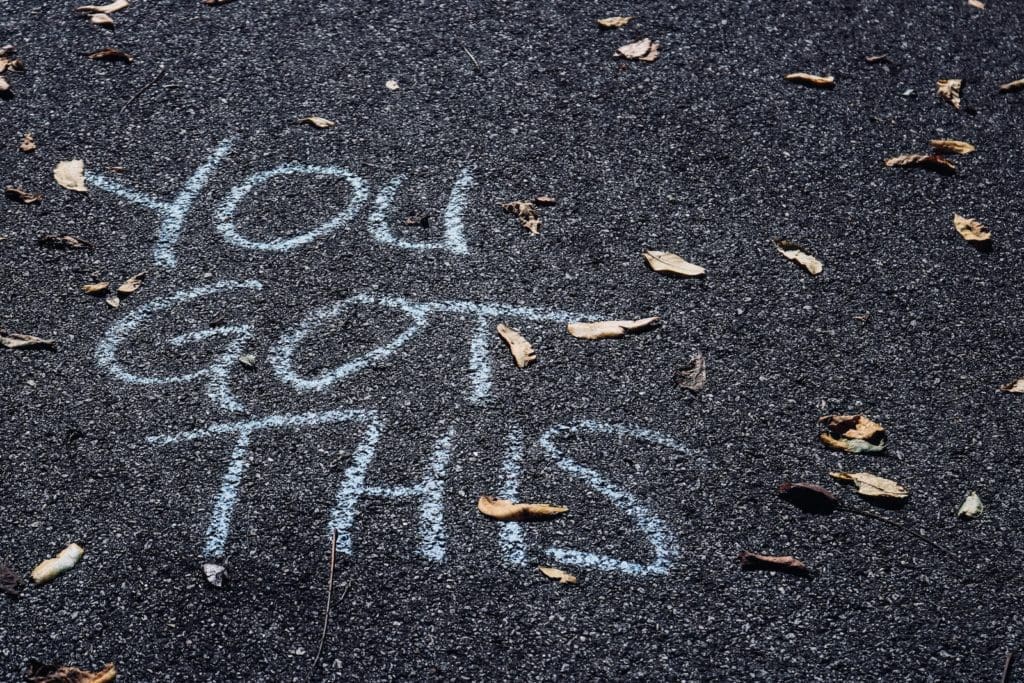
[86,138,474,267]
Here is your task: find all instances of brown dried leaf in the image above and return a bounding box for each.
[643,250,705,277]
[1,560,25,598]
[90,13,115,27]
[566,316,659,340]
[738,551,808,574]
[31,543,84,584]
[998,378,1024,393]
[81,281,110,294]
[496,323,536,368]
[953,213,990,243]
[75,0,128,13]
[596,16,633,28]
[1,330,55,349]
[937,78,962,109]
[883,153,956,175]
[54,160,88,192]
[116,271,146,295]
[999,78,1024,93]
[967,0,985,9]
[534,195,557,206]
[865,54,889,64]
[675,352,706,392]
[19,132,36,153]
[500,201,541,235]
[829,471,908,500]
[616,38,659,62]
[477,496,567,521]
[772,239,822,275]
[929,139,975,155]
[778,482,839,514]
[87,47,133,63]
[818,414,887,454]
[4,186,42,204]
[38,234,93,249]
[299,116,335,129]
[784,72,835,88]
[25,660,117,683]
[538,566,577,584]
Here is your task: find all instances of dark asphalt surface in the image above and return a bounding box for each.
[3,0,1024,680]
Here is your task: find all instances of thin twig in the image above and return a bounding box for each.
[845,507,956,558]
[460,43,480,71]
[120,64,166,113]
[309,530,342,679]
[1002,649,1016,683]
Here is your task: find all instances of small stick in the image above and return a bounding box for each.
[845,507,956,558]
[120,64,166,113]
[1002,649,1016,683]
[309,530,342,679]
[460,43,480,71]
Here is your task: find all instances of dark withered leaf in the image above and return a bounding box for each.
[25,660,117,683]
[675,352,706,392]
[86,47,133,63]
[778,482,839,514]
[38,234,93,250]
[4,186,42,204]
[738,551,809,575]
[0,560,24,598]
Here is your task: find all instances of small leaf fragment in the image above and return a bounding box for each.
[496,323,536,369]
[818,414,887,454]
[829,471,908,500]
[25,660,117,683]
[81,281,110,294]
[953,213,990,243]
[643,250,705,277]
[75,0,128,13]
[936,78,962,109]
[105,293,121,309]
[967,0,985,9]
[773,239,822,275]
[500,201,541,235]
[0,75,9,92]
[90,13,115,27]
[784,72,835,88]
[477,496,567,521]
[957,491,983,519]
[54,160,88,192]
[0,330,55,349]
[999,78,1024,93]
[385,79,399,90]
[38,234,93,249]
[239,354,257,368]
[929,139,975,155]
[4,186,42,204]
[998,378,1024,393]
[674,352,706,392]
[203,562,225,587]
[116,271,146,295]
[738,551,808,575]
[778,482,839,514]
[596,16,633,28]
[538,566,577,584]
[1,560,25,598]
[31,543,84,584]
[87,47,133,63]
[19,132,36,153]
[615,38,659,62]
[865,54,888,64]
[298,116,335,129]
[566,316,659,340]
[883,153,956,175]
[534,195,557,206]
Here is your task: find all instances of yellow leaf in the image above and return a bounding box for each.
[75,0,128,13]
[496,323,536,368]
[299,116,335,129]
[596,16,633,28]
[538,566,577,584]
[642,250,705,277]
[566,316,659,340]
[937,78,962,109]
[999,78,1024,93]
[116,271,146,295]
[772,239,822,275]
[81,281,110,294]
[953,213,990,242]
[929,139,975,155]
[54,160,88,192]
[616,38,659,62]
[784,72,835,88]
[883,153,956,175]
[478,496,567,521]
[31,543,84,584]
[829,471,908,500]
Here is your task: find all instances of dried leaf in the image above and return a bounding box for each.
[54,160,88,192]
[998,378,1024,393]
[616,38,659,62]
[538,566,577,584]
[25,660,117,683]
[772,239,822,275]
[957,491,983,519]
[203,562,225,587]
[778,482,840,514]
[566,316,659,340]
[784,72,835,88]
[865,54,889,64]
[0,330,55,349]
[4,186,42,204]
[81,281,110,294]
[385,79,399,90]
[937,78,962,109]
[496,323,536,368]
[596,16,633,28]
[929,139,975,155]
[1,560,24,598]
[31,543,84,584]
[477,496,567,521]
[953,213,990,243]
[500,201,541,235]
[0,75,9,92]
[829,471,908,500]
[818,414,887,454]
[87,48,133,63]
[967,0,985,9]
[299,116,335,129]
[534,195,557,206]
[75,0,128,13]
[203,0,235,5]
[643,250,705,277]
[999,78,1024,93]
[105,293,121,309]
[239,354,257,368]
[738,551,808,575]
[19,132,36,153]
[116,271,146,295]
[883,153,956,175]
[38,234,93,249]
[675,352,706,392]
[90,13,115,27]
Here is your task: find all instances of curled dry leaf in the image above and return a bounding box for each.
[738,551,808,575]
[643,250,705,277]
[957,491,983,519]
[936,78,962,109]
[496,323,536,368]
[38,234,93,249]
[538,566,577,584]
[1,559,25,598]
[819,414,887,454]
[616,38,659,62]
[75,0,128,13]
[116,271,146,295]
[884,153,956,175]
[90,13,115,27]
[81,281,110,294]
[534,195,556,206]
[54,160,88,192]
[778,482,839,514]
[829,471,908,500]
[566,316,659,340]
[953,214,990,243]
[596,16,633,28]
[19,132,36,153]
[0,330,55,349]
[675,352,706,393]
[87,47,133,63]
[784,72,835,88]
[998,378,1024,393]
[31,543,84,584]
[929,139,975,155]
[299,116,335,129]
[477,495,567,521]
[999,78,1024,94]
[4,186,42,204]
[25,660,117,683]
[203,562,226,587]
[772,239,822,275]
[500,200,541,235]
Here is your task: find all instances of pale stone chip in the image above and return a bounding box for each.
[957,491,983,519]
[385,79,399,90]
